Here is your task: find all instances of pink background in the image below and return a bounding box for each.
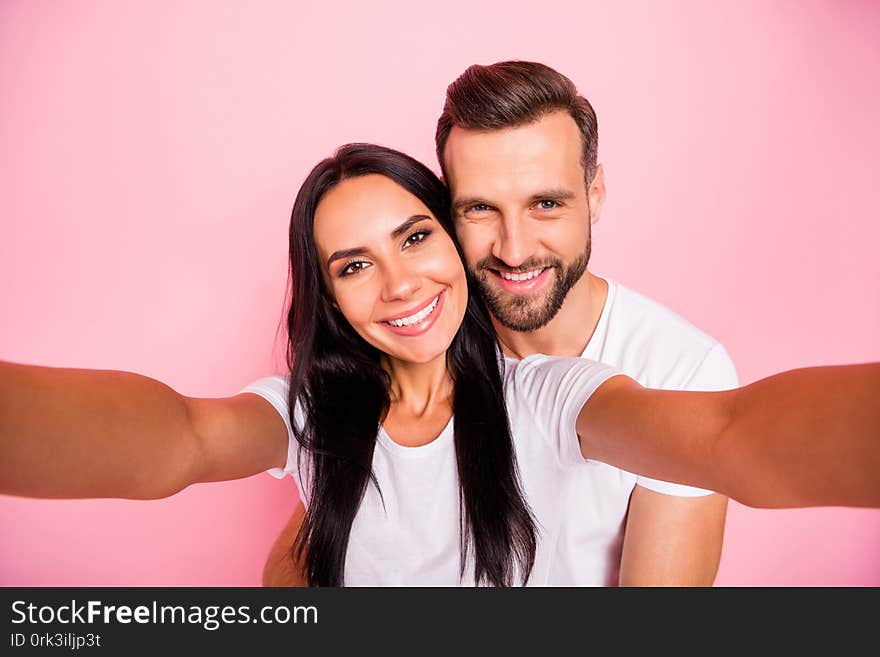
[1,0,878,586]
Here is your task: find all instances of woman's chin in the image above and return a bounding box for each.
[386,344,451,366]
[366,305,463,366]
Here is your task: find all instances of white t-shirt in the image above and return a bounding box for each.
[242,355,620,586]
[549,277,739,585]
[245,277,738,586]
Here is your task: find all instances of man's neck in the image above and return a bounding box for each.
[494,272,608,359]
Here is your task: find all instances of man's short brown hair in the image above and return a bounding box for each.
[435,61,599,185]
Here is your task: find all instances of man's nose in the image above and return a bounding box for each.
[381,260,421,302]
[492,215,535,268]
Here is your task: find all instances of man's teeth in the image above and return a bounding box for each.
[386,295,440,328]
[500,268,544,282]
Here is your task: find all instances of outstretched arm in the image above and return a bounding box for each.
[0,361,289,500]
[579,363,880,508]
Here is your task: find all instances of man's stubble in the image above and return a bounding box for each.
[472,236,591,333]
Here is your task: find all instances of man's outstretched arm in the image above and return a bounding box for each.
[580,363,880,509]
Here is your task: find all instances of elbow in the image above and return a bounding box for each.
[709,389,759,507]
[126,472,191,501]
[129,477,191,501]
[127,429,203,501]
[711,421,802,510]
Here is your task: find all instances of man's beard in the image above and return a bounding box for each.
[473,238,591,333]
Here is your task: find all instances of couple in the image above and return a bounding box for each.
[1,61,878,587]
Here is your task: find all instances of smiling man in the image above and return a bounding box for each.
[264,61,735,586]
[433,62,734,585]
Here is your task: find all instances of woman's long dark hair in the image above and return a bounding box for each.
[286,143,536,586]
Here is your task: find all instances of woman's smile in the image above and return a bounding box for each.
[379,289,446,336]
[313,174,468,365]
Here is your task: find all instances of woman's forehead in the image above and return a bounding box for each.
[313,175,433,250]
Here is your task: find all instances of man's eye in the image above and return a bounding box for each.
[340,261,369,277]
[468,204,490,213]
[403,230,431,248]
[537,200,559,210]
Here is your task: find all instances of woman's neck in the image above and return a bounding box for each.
[383,352,453,415]
[380,352,454,447]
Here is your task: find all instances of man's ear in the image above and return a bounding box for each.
[588,163,606,226]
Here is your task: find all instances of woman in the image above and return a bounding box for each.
[2,144,878,586]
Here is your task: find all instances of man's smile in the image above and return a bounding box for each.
[488,266,554,295]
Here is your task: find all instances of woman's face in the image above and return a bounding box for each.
[313,174,468,365]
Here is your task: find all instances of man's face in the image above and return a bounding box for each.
[442,110,602,332]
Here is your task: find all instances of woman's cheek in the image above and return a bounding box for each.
[336,279,380,329]
[425,243,466,282]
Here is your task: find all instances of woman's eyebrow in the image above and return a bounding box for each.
[326,215,433,267]
[327,246,368,267]
[390,214,432,239]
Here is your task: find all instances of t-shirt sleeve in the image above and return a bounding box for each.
[633,342,739,497]
[239,375,309,503]
[507,354,624,467]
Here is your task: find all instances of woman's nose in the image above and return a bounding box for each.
[380,261,421,302]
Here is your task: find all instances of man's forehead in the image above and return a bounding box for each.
[444,112,584,200]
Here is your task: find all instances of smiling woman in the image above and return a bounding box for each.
[313,173,468,363]
[274,144,538,585]
[1,143,878,588]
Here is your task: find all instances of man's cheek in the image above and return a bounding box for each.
[464,242,490,271]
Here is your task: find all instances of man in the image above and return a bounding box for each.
[265,61,733,586]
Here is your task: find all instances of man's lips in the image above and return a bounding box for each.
[488,266,553,295]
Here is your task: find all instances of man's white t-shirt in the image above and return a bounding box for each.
[244,277,738,586]
[549,277,738,585]
[243,355,620,586]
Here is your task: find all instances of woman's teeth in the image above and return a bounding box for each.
[385,295,440,328]
[499,268,545,281]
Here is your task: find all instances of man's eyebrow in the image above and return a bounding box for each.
[452,189,576,212]
[326,215,433,267]
[528,188,577,204]
[452,197,490,212]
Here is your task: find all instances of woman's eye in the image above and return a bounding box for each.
[340,261,369,277]
[403,230,430,248]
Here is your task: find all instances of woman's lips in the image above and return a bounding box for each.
[379,290,446,337]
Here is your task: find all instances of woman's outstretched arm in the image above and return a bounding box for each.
[578,363,880,509]
[0,361,289,500]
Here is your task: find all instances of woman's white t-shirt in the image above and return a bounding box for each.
[241,354,619,586]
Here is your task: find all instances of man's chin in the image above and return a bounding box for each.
[487,296,557,332]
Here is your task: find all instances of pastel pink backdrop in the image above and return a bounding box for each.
[1,0,878,586]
